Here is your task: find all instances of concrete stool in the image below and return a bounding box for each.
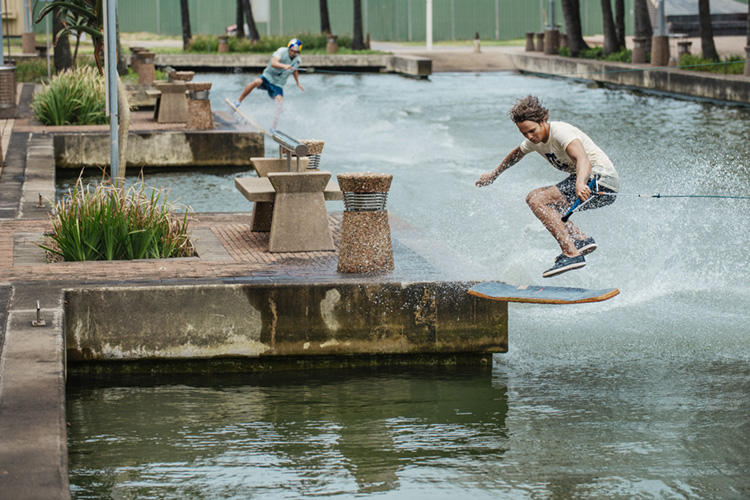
[525,32,535,52]
[267,172,334,253]
[535,33,545,52]
[218,35,229,53]
[169,70,195,83]
[186,82,214,130]
[631,37,647,64]
[154,81,187,123]
[544,29,559,55]
[130,46,145,72]
[337,172,394,273]
[300,140,324,169]
[651,35,669,67]
[249,157,310,231]
[138,51,156,84]
[677,40,692,61]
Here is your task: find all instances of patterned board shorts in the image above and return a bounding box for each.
[555,174,616,212]
[259,76,284,99]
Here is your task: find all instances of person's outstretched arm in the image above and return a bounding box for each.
[476,146,525,187]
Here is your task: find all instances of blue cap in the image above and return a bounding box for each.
[288,38,302,51]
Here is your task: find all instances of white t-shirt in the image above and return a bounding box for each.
[262,47,301,87]
[520,121,619,191]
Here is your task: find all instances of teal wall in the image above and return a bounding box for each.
[34,0,636,41]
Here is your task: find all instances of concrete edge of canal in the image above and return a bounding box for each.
[0,279,507,500]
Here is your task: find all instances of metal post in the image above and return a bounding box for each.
[451,0,455,41]
[426,0,433,50]
[495,0,500,40]
[658,0,665,36]
[549,0,555,28]
[104,0,119,182]
[0,1,4,66]
[407,0,412,41]
[46,15,51,79]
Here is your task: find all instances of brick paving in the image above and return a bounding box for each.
[0,214,351,286]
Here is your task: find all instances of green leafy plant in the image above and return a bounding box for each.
[42,177,194,262]
[559,46,632,63]
[31,66,108,125]
[679,53,745,75]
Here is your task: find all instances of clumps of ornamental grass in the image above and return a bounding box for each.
[42,178,194,262]
[31,66,108,126]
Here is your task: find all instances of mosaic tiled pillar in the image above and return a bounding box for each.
[337,173,394,273]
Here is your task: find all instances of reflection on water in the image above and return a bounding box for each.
[68,369,509,499]
[66,73,750,498]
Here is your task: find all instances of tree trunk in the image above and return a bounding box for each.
[236,0,246,38]
[320,0,331,34]
[747,0,749,46]
[601,0,619,55]
[615,0,626,49]
[352,0,365,50]
[53,7,73,72]
[698,0,720,61]
[241,0,261,41]
[634,0,653,53]
[180,0,192,51]
[560,0,589,56]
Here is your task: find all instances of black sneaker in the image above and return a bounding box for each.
[543,254,586,278]
[574,237,597,256]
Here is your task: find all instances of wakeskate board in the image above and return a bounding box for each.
[468,281,619,304]
[225,97,272,136]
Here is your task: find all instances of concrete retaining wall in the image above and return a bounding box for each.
[509,53,750,104]
[65,281,508,366]
[54,130,264,169]
[155,53,431,77]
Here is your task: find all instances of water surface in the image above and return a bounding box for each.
[67,72,750,499]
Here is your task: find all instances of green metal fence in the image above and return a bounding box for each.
[35,0,635,42]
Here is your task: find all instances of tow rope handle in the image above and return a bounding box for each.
[562,176,599,223]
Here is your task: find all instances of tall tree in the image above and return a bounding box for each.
[600,0,619,55]
[352,0,365,50]
[698,0,720,61]
[180,0,192,51]
[320,0,331,34]
[241,0,261,41]
[614,0,626,49]
[52,7,73,71]
[36,0,130,185]
[236,0,246,38]
[634,0,652,53]
[560,0,589,56]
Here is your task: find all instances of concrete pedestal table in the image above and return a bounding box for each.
[249,157,310,232]
[267,172,335,253]
[154,81,187,123]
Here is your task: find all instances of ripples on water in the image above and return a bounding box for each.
[66,72,750,498]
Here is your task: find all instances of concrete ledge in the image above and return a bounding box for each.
[155,53,432,77]
[64,281,508,363]
[387,55,432,78]
[0,285,69,500]
[53,129,264,168]
[508,53,750,104]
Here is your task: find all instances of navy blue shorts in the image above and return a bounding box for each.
[555,174,616,212]
[259,76,284,99]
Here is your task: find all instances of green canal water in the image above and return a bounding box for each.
[66,72,750,498]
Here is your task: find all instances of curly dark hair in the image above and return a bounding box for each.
[509,95,549,123]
